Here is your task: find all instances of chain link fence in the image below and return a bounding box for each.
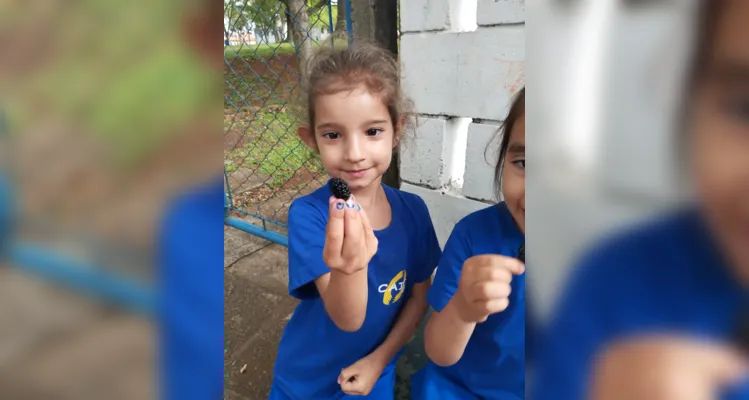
[224,0,351,243]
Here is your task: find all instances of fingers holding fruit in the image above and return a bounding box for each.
[341,197,365,261]
[358,206,378,260]
[323,179,376,275]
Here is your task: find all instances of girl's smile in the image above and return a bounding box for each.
[299,83,398,194]
[345,168,372,179]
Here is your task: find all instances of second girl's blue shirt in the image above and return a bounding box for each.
[412,203,526,400]
[532,208,749,400]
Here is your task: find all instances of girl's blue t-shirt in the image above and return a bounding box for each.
[532,208,749,400]
[412,203,526,400]
[272,181,442,399]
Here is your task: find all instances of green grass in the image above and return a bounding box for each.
[225,109,322,189]
[225,44,348,193]
[224,41,350,112]
[224,67,289,111]
[225,42,296,60]
[224,39,350,111]
[224,39,349,60]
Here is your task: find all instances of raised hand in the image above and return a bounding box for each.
[322,196,378,275]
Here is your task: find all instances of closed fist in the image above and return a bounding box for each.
[454,255,525,323]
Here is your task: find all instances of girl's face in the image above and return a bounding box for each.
[299,84,397,192]
[501,113,526,234]
[691,0,749,275]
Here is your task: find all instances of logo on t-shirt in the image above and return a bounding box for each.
[378,270,407,306]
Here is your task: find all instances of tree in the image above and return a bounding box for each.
[285,0,312,78]
[244,0,284,44]
[309,0,346,39]
[334,0,347,38]
[227,0,291,45]
[279,0,293,43]
[280,0,335,45]
[274,13,286,42]
[227,0,318,78]
[308,0,337,34]
[224,0,251,45]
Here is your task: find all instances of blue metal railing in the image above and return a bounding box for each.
[0,173,155,316]
[8,243,156,315]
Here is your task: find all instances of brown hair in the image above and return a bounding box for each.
[300,42,415,143]
[688,0,726,90]
[677,0,726,168]
[492,87,526,197]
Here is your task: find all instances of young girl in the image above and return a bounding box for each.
[533,1,749,399]
[411,87,526,399]
[269,43,442,399]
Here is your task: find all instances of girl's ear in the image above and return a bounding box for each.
[298,126,318,151]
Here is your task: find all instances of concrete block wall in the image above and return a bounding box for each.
[399,0,525,246]
[528,2,697,319]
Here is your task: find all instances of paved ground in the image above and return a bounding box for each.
[0,267,155,400]
[0,225,429,400]
[224,226,431,400]
[0,224,283,400]
[224,226,296,400]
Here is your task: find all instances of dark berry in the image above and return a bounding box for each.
[329,178,351,200]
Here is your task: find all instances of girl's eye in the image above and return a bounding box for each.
[512,159,525,170]
[366,128,383,136]
[322,131,340,140]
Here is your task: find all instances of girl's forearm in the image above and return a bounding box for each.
[424,296,476,367]
[318,269,369,332]
[370,281,431,365]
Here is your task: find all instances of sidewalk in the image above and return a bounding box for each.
[224,226,297,400]
[0,267,155,400]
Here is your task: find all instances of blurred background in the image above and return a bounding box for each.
[0,0,220,398]
[527,0,699,320]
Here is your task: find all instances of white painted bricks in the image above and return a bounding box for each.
[477,0,525,26]
[399,0,524,248]
[400,0,480,33]
[401,26,525,120]
[400,0,451,33]
[463,123,501,202]
[400,118,448,188]
[402,183,488,248]
[400,117,470,191]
